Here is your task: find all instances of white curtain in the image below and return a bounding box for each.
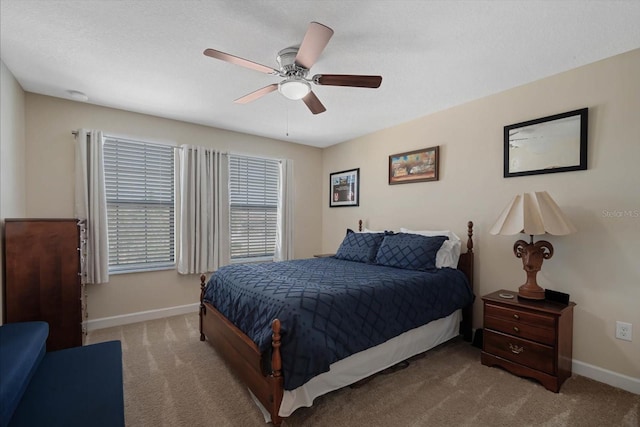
[274,159,294,261]
[74,129,109,284]
[176,145,229,274]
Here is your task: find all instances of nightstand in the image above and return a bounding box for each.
[480,289,576,392]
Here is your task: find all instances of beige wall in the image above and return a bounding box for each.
[0,60,27,324]
[322,49,640,379]
[24,94,323,320]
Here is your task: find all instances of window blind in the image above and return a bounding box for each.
[229,155,279,261]
[103,137,175,273]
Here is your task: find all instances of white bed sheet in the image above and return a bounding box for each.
[252,309,462,422]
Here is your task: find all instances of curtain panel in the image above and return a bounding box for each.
[176,145,229,274]
[275,159,294,261]
[74,129,109,284]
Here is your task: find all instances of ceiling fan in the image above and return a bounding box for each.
[203,21,382,115]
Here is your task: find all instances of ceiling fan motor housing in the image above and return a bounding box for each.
[276,46,311,100]
[277,46,308,78]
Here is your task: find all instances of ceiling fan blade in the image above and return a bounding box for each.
[302,91,326,115]
[294,22,334,70]
[313,74,382,88]
[204,48,280,75]
[234,84,278,104]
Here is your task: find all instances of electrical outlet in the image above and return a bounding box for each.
[615,321,632,342]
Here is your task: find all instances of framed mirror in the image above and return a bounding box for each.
[504,108,588,178]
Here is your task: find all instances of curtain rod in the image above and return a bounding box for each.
[71,131,183,150]
[71,132,281,161]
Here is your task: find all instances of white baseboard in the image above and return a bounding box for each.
[573,359,640,395]
[85,302,200,331]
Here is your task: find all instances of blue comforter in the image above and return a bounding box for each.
[203,257,473,390]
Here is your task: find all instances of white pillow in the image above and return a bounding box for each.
[360,227,386,233]
[399,228,462,269]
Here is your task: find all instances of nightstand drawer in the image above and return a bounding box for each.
[484,315,556,345]
[486,303,555,326]
[484,329,555,375]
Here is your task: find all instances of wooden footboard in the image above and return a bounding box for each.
[200,275,284,425]
[200,220,474,426]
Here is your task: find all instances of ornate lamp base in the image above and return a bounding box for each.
[513,237,554,301]
[518,283,546,300]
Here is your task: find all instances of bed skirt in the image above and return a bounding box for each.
[251,309,462,421]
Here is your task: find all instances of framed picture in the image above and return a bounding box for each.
[389,146,439,185]
[504,108,588,178]
[330,168,359,207]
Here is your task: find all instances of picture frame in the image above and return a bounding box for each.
[330,168,359,207]
[389,146,439,185]
[504,108,588,178]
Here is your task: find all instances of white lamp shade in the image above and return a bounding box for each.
[278,79,311,100]
[490,191,577,236]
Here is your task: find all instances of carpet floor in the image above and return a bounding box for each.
[86,313,639,426]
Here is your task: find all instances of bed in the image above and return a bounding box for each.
[199,220,474,425]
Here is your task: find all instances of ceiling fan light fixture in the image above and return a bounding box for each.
[278,78,310,100]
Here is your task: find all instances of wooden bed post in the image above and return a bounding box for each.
[460,221,474,342]
[271,320,282,377]
[200,274,207,341]
[269,319,284,425]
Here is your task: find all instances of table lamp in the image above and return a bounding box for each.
[490,191,576,300]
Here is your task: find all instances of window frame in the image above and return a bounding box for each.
[228,154,280,264]
[103,136,176,274]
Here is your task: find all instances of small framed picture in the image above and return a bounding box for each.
[389,146,439,184]
[330,168,359,207]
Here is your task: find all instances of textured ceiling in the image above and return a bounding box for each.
[1,1,639,148]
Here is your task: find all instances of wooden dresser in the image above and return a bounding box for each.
[481,289,575,392]
[3,219,86,351]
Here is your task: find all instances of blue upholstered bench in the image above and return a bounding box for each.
[0,322,124,427]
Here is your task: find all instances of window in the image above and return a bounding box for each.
[229,155,280,262]
[103,137,175,273]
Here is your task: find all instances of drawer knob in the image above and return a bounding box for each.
[509,343,524,354]
[513,314,520,320]
[513,326,520,333]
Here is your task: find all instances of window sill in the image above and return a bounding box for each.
[109,264,176,275]
[231,257,274,265]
